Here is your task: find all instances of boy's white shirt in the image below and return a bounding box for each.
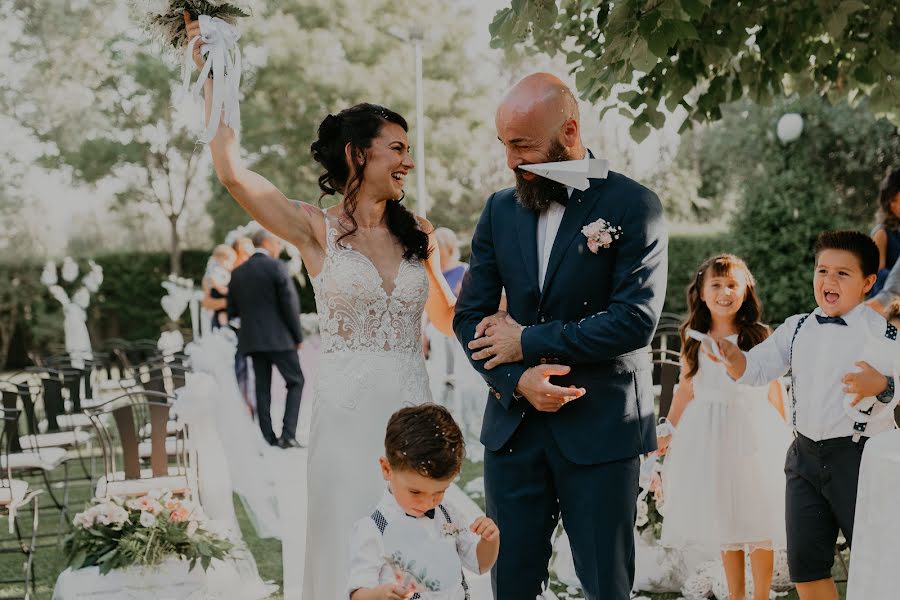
[347,487,480,599]
[738,303,898,441]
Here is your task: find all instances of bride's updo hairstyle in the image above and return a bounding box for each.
[310,103,430,261]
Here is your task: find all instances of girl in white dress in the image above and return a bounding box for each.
[184,15,456,599]
[658,254,791,600]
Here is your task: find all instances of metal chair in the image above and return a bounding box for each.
[0,405,41,600]
[86,390,193,501]
[651,348,681,419]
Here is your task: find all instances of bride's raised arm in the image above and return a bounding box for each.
[186,13,321,253]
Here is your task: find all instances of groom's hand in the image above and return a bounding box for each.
[469,313,524,369]
[516,365,586,412]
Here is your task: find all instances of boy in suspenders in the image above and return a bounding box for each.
[348,405,499,600]
[715,231,898,600]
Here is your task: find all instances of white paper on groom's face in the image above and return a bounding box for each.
[518,157,610,191]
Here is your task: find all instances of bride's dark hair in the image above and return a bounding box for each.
[309,103,430,261]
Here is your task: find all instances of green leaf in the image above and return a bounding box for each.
[671,20,700,40]
[630,120,651,143]
[679,0,708,19]
[630,38,659,73]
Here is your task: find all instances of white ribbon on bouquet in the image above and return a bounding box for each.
[180,15,242,143]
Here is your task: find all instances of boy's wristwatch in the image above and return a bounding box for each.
[876,375,895,404]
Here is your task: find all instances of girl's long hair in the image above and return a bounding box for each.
[680,254,770,378]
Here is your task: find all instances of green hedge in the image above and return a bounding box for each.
[663,232,730,317]
[1,251,316,369]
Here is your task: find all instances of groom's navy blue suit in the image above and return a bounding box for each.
[454,170,667,600]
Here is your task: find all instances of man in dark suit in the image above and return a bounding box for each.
[228,229,304,448]
[453,73,668,599]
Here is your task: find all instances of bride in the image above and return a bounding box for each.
[184,14,456,599]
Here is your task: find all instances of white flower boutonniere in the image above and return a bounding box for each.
[442,522,463,539]
[581,218,622,253]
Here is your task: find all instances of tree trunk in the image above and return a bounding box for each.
[169,216,182,276]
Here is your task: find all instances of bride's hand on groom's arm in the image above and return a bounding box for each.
[469,312,523,369]
[515,365,586,412]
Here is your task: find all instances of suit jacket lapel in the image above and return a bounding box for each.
[515,200,540,291]
[541,187,596,298]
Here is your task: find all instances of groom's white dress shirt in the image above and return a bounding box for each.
[536,187,573,292]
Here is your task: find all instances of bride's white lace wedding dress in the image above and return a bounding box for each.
[302,213,432,599]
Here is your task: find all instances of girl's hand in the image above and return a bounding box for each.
[183,11,204,70]
[470,516,499,542]
[843,361,890,406]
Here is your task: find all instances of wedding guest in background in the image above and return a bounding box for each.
[435,227,469,296]
[230,235,256,412]
[232,236,254,268]
[659,254,789,600]
[870,167,900,297]
[228,229,305,448]
[202,244,237,330]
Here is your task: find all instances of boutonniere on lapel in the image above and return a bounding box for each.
[441,522,463,539]
[581,218,622,253]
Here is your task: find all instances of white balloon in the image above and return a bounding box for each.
[776,113,804,143]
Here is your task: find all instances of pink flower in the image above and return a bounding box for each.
[168,505,190,522]
[587,239,601,253]
[597,231,613,246]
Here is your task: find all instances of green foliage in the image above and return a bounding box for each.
[733,166,856,323]
[1,250,316,369]
[664,232,730,317]
[64,493,232,575]
[690,96,900,223]
[490,1,900,138]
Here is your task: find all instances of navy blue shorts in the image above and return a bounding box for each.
[785,432,868,583]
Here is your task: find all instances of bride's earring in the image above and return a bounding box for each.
[396,191,406,203]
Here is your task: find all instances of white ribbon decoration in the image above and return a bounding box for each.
[180,15,242,143]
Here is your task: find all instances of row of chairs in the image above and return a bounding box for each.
[1,351,196,599]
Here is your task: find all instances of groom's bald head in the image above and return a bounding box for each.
[497,73,580,134]
[496,73,585,211]
[495,74,584,172]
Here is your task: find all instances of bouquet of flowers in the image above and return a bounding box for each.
[130,0,255,50]
[636,451,666,542]
[64,490,233,575]
[130,1,255,142]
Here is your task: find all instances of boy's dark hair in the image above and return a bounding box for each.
[384,404,465,480]
[814,231,880,277]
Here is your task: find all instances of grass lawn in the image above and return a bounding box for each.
[0,460,847,599]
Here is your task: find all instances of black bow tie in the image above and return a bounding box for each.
[816,314,848,326]
[406,509,435,519]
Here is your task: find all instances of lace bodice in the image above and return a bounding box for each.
[310,215,429,355]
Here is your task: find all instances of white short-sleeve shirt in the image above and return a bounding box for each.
[347,488,480,599]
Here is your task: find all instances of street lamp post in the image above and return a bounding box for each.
[386,25,427,218]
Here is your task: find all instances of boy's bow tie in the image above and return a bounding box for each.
[406,509,435,519]
[816,314,848,326]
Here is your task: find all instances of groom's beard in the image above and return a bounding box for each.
[514,140,571,212]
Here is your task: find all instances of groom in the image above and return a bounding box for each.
[454,73,668,600]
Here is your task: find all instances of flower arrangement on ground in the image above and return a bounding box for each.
[64,490,233,575]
